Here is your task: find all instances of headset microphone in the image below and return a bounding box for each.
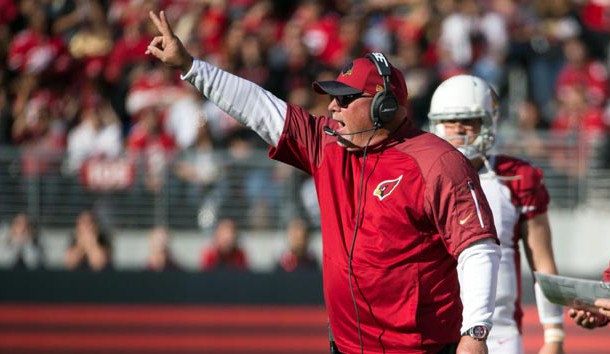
[323,126,338,136]
[323,126,378,136]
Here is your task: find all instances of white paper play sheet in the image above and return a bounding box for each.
[534,272,610,310]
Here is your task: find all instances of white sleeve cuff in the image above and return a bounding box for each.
[179,58,196,80]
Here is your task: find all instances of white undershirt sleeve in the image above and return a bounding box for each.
[457,238,501,333]
[181,59,288,147]
[534,282,564,324]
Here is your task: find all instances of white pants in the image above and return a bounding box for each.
[486,333,524,354]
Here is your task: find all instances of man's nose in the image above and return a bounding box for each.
[450,122,466,133]
[328,97,339,111]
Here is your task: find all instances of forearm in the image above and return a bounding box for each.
[181,59,287,146]
[457,238,501,333]
[524,214,558,275]
[535,282,564,326]
[523,214,565,336]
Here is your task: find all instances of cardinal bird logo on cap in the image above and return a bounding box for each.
[341,62,354,76]
[373,175,403,201]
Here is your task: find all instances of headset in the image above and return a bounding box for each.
[366,52,399,127]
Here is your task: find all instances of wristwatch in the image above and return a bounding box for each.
[462,325,489,341]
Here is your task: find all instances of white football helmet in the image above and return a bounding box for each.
[428,75,499,160]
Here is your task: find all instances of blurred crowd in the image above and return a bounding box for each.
[0,210,319,272]
[1,0,610,171]
[1,0,610,269]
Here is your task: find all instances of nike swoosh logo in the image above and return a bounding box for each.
[459,214,472,225]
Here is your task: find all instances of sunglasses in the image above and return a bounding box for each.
[330,93,371,108]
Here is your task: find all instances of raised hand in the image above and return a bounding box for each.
[145,11,193,74]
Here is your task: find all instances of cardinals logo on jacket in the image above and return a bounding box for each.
[373,175,403,201]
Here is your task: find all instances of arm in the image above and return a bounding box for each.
[146,11,286,146]
[522,213,565,353]
[457,238,501,354]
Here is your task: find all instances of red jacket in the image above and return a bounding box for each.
[270,104,497,353]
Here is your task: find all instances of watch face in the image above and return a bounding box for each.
[471,325,488,339]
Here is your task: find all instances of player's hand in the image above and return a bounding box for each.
[457,336,487,354]
[594,298,610,317]
[568,308,604,329]
[538,342,564,354]
[146,11,193,74]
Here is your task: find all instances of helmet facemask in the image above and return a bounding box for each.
[428,75,499,160]
[431,116,496,160]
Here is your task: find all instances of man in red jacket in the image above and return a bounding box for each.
[146,11,501,353]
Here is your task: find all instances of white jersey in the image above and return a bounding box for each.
[478,155,550,340]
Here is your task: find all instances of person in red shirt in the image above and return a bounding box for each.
[200,218,248,271]
[568,261,610,329]
[276,217,319,272]
[147,11,500,354]
[555,37,608,108]
[548,84,608,178]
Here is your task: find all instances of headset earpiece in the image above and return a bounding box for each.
[370,85,398,127]
[366,53,399,127]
